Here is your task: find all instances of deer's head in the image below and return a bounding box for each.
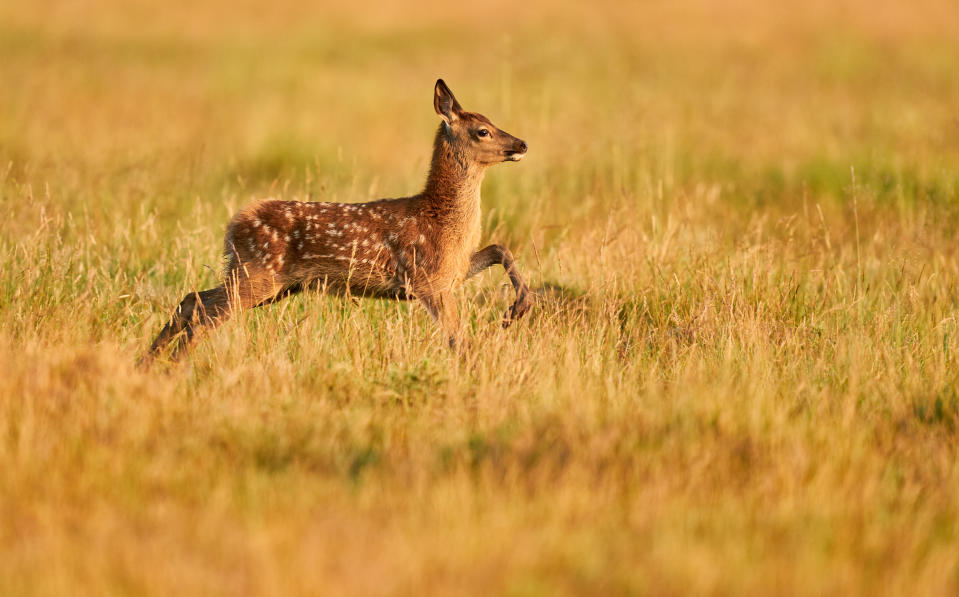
[433,79,527,166]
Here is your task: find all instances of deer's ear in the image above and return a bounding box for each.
[434,79,462,124]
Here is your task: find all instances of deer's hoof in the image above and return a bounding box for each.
[448,335,473,353]
[502,296,532,328]
[135,354,154,371]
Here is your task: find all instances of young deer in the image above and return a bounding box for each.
[142,79,531,366]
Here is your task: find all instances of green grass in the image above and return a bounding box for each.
[2,0,959,595]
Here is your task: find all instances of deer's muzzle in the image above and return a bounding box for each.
[505,139,528,161]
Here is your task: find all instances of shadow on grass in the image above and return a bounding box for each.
[469,281,591,329]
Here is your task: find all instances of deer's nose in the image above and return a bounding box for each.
[516,140,528,153]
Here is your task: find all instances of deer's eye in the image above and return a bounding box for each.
[477,129,490,138]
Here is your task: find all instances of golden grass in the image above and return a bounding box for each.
[2,0,959,594]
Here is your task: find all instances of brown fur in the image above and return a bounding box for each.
[142,79,531,365]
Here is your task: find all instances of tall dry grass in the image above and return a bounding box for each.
[1,0,959,595]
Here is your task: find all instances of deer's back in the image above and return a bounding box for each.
[223,197,479,296]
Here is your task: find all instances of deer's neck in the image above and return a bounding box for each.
[423,126,486,220]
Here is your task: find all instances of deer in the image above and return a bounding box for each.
[141,79,531,367]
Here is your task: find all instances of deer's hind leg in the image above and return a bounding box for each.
[467,244,532,327]
[143,286,230,365]
[141,270,285,367]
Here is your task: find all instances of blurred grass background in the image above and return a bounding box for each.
[1,0,959,595]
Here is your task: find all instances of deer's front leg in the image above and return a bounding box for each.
[467,244,532,328]
[416,290,462,349]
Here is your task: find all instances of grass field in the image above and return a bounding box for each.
[2,0,959,594]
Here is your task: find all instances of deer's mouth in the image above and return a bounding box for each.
[504,139,528,162]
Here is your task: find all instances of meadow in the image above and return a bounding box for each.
[2,0,959,594]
